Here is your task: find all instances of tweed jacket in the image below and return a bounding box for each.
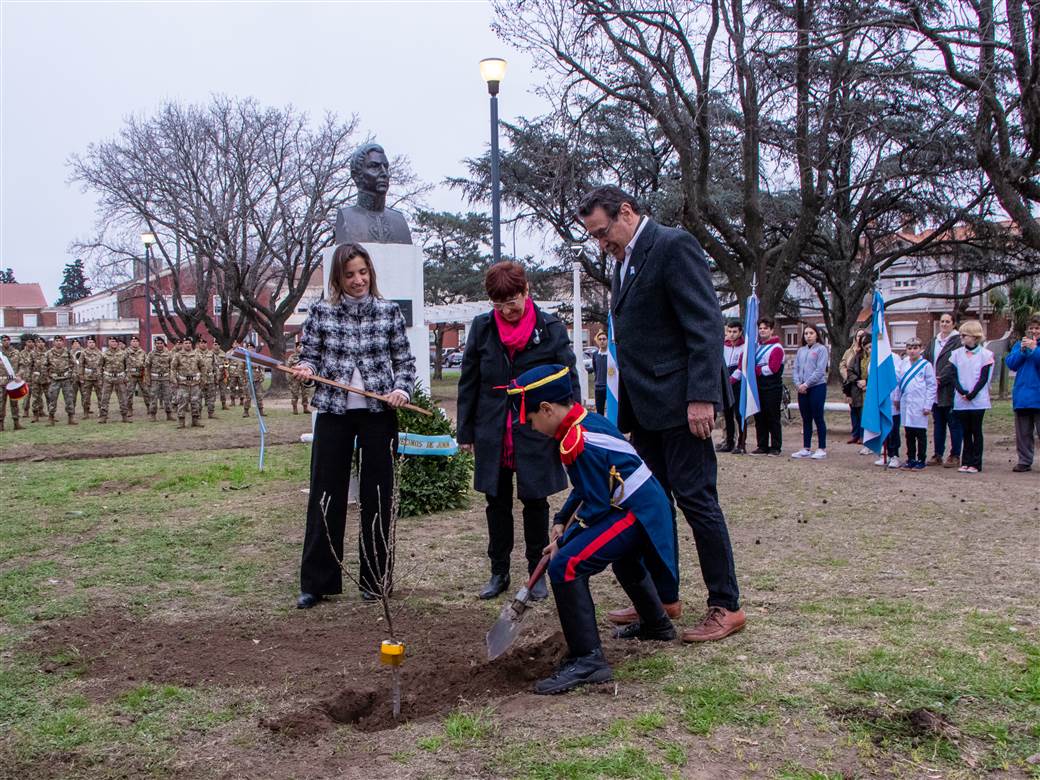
[298,295,416,414]
[923,331,962,407]
[610,219,724,432]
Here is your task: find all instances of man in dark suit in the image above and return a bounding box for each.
[577,185,744,643]
[923,313,963,467]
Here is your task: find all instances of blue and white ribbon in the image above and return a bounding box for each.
[397,433,458,457]
[244,351,268,471]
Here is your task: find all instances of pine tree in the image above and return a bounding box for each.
[55,259,91,305]
[0,268,15,283]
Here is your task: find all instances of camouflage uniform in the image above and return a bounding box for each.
[215,352,229,408]
[0,345,23,430]
[78,346,103,416]
[171,348,205,427]
[286,347,311,414]
[197,348,218,418]
[124,345,150,418]
[25,344,49,421]
[227,357,245,405]
[146,348,175,420]
[44,346,78,424]
[242,363,266,417]
[98,347,129,423]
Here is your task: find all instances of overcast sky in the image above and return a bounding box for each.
[1,0,550,303]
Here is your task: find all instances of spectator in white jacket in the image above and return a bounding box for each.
[896,338,937,469]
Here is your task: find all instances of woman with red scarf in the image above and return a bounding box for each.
[457,261,580,600]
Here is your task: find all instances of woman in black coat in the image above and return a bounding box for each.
[456,261,580,600]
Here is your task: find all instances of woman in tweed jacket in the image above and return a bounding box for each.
[293,243,416,609]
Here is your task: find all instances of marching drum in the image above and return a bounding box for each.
[4,380,28,400]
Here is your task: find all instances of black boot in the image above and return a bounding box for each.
[528,576,549,601]
[478,572,510,600]
[715,440,734,453]
[610,571,676,641]
[534,578,612,695]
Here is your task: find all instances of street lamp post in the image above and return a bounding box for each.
[480,57,507,264]
[141,232,157,350]
[570,244,588,404]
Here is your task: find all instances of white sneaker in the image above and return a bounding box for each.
[859,446,872,455]
[887,456,901,468]
[811,449,827,460]
[791,448,812,459]
[874,457,886,466]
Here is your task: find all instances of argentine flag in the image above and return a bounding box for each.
[738,292,761,421]
[605,314,620,424]
[861,290,898,454]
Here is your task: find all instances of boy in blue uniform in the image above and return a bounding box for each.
[505,364,677,695]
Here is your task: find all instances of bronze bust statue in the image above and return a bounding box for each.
[334,143,413,245]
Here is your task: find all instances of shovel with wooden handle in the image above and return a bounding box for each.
[485,505,581,660]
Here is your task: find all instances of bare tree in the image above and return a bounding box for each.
[70,97,426,364]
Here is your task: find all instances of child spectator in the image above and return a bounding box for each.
[719,320,746,454]
[1005,314,1040,472]
[897,338,937,469]
[752,318,785,455]
[945,320,994,473]
[791,324,829,459]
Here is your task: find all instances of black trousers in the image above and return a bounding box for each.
[485,467,550,576]
[595,387,606,416]
[755,382,783,451]
[956,409,986,470]
[630,423,740,610]
[300,410,398,595]
[905,426,927,463]
[722,388,745,447]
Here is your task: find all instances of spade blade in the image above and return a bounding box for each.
[485,587,532,660]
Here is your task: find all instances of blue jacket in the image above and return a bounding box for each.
[1006,341,1040,410]
[553,406,677,582]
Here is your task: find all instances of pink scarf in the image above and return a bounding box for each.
[494,299,537,468]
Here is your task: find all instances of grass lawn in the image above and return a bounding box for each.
[0,397,1037,779]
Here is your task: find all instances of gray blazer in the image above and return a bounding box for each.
[924,332,961,407]
[611,219,724,432]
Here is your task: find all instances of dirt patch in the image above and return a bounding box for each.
[31,604,641,734]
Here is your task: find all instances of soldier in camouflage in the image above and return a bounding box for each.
[227,340,245,405]
[78,337,103,416]
[197,338,219,419]
[25,338,49,422]
[68,338,84,412]
[98,336,130,423]
[44,335,78,425]
[124,335,150,420]
[0,335,24,431]
[242,359,266,417]
[146,337,175,421]
[171,337,205,428]
[286,341,311,414]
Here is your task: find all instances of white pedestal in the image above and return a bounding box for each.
[322,243,430,392]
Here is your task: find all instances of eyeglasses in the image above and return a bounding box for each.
[490,294,525,310]
[906,344,923,349]
[587,216,617,241]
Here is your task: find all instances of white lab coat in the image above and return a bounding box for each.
[895,357,937,428]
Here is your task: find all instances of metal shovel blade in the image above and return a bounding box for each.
[485,586,532,660]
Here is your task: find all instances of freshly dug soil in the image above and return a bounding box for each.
[31,602,607,733]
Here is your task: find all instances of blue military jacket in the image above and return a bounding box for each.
[552,404,677,581]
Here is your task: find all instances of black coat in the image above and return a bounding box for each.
[611,219,724,432]
[456,304,579,499]
[924,332,962,407]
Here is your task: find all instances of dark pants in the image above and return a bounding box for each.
[485,467,550,576]
[630,423,740,610]
[886,414,901,457]
[905,426,927,463]
[932,404,962,458]
[956,409,985,470]
[300,410,398,595]
[850,405,863,440]
[1015,409,1040,467]
[722,387,746,447]
[797,383,827,449]
[755,382,783,452]
[595,387,606,416]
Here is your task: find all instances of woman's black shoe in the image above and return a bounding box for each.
[478,573,510,600]
[296,592,323,609]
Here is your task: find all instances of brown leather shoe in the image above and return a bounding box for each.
[607,601,682,625]
[681,606,746,643]
[944,455,959,468]
[929,454,944,466]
